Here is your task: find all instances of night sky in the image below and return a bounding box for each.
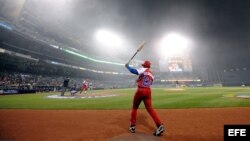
[13,0,250,68]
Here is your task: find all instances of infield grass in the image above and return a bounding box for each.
[0,87,250,109]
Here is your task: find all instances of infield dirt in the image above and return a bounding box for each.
[0,107,250,141]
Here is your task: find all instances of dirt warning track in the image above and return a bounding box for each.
[0,108,250,141]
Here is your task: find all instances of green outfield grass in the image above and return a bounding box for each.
[0,87,250,109]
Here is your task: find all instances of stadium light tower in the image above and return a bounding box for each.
[95,29,123,48]
[159,33,191,58]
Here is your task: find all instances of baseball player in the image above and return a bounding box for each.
[61,77,70,96]
[70,83,78,96]
[125,60,164,136]
[80,80,88,94]
[88,82,93,92]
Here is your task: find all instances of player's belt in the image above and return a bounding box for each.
[138,86,151,89]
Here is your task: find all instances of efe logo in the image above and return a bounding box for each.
[224,125,250,141]
[228,129,246,136]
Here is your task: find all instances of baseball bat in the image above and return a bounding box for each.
[127,41,146,64]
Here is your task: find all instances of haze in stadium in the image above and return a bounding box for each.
[1,0,249,66]
[0,0,249,84]
[1,0,250,141]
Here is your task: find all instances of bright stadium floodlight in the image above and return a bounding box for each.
[42,0,69,6]
[159,33,190,58]
[95,29,123,47]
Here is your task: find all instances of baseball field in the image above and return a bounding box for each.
[1,87,250,141]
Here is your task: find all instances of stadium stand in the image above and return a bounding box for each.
[222,68,250,86]
[1,10,249,94]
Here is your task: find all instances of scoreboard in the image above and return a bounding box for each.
[159,56,192,72]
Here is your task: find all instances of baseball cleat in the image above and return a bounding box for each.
[153,125,164,136]
[129,126,136,133]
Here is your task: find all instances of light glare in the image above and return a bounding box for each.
[160,33,190,58]
[96,29,122,47]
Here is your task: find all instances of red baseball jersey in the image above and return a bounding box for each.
[136,68,154,88]
[82,81,88,88]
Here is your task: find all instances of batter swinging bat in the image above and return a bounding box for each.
[127,41,146,64]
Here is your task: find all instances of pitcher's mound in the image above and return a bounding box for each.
[107,132,164,141]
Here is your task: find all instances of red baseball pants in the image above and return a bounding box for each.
[130,87,162,127]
